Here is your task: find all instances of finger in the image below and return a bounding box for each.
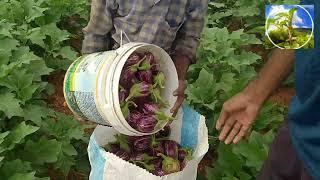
[233,125,250,144]
[218,118,236,141]
[216,110,228,130]
[216,102,234,130]
[224,122,242,144]
[170,96,184,115]
[173,89,179,96]
[173,87,186,96]
[172,110,178,118]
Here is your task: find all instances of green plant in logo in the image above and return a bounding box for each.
[267,8,297,45]
[266,7,313,49]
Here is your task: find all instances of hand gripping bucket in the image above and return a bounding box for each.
[63,42,178,136]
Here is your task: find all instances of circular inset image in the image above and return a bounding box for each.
[265,5,314,49]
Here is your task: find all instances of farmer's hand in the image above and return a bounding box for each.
[216,49,295,144]
[170,80,186,117]
[216,91,261,144]
[170,53,190,117]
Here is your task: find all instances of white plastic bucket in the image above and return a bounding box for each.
[63,42,178,136]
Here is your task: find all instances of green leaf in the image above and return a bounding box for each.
[0,92,23,118]
[217,144,242,175]
[186,69,215,104]
[0,38,19,51]
[1,122,39,151]
[0,160,32,179]
[216,73,236,92]
[62,142,77,156]
[26,60,53,81]
[233,131,269,171]
[19,84,41,102]
[0,50,41,78]
[0,68,33,89]
[42,23,70,45]
[238,172,251,180]
[281,0,300,4]
[229,29,244,40]
[207,166,224,180]
[42,113,85,141]
[0,131,10,145]
[23,104,51,126]
[209,2,225,8]
[57,46,78,61]
[26,27,46,48]
[238,52,261,65]
[241,34,262,45]
[22,0,48,22]
[8,172,49,180]
[24,138,62,165]
[0,21,14,38]
[0,49,11,65]
[54,152,75,175]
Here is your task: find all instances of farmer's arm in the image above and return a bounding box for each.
[82,0,113,54]
[172,0,208,66]
[170,0,208,115]
[216,49,295,144]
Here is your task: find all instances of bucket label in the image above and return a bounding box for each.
[64,56,87,119]
[64,52,116,125]
[73,52,106,92]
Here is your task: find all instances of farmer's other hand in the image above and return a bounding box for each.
[170,80,186,117]
[216,91,261,144]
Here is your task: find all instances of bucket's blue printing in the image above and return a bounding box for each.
[74,91,106,125]
[88,135,106,180]
[180,105,200,151]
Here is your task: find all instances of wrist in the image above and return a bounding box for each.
[243,79,270,106]
[172,53,190,80]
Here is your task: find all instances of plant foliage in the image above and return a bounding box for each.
[0,0,90,179]
[190,0,298,179]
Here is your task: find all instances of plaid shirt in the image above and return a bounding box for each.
[82,0,208,63]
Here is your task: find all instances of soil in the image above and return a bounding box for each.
[198,153,215,176]
[46,71,95,128]
[47,71,73,115]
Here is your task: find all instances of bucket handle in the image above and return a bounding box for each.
[120,30,131,47]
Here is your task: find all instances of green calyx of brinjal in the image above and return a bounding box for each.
[121,101,137,119]
[153,72,165,89]
[126,82,151,102]
[119,85,125,91]
[154,111,174,127]
[157,153,180,174]
[138,57,152,71]
[133,161,155,172]
[151,88,169,108]
[151,134,168,147]
[115,134,130,152]
[151,134,159,147]
[142,154,156,162]
[129,56,146,72]
[180,148,193,161]
[185,149,193,161]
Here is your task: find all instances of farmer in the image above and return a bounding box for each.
[216,1,319,180]
[82,0,208,116]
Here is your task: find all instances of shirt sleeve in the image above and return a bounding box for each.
[82,0,114,54]
[173,0,208,63]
